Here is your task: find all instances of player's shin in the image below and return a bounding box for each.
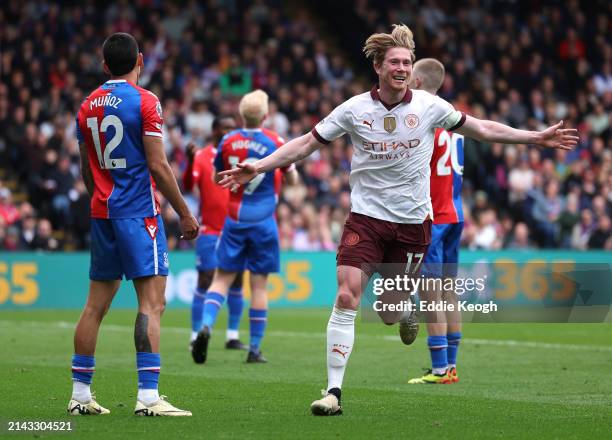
[248,308,267,354]
[134,312,161,404]
[201,291,226,330]
[191,288,206,341]
[447,331,461,368]
[427,335,448,375]
[326,306,357,393]
[227,287,244,341]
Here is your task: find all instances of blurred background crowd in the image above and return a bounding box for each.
[0,0,610,252]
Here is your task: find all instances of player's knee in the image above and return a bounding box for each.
[336,290,357,309]
[84,302,110,321]
[377,310,401,326]
[197,271,214,290]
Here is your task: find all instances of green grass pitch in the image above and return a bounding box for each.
[1,308,611,439]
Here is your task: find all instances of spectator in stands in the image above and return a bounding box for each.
[571,209,595,250]
[31,218,59,251]
[0,0,609,252]
[588,215,611,249]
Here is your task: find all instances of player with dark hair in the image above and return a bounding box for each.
[183,116,249,357]
[69,32,198,417]
[219,25,577,416]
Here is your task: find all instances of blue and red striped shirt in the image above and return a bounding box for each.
[214,128,284,223]
[76,79,162,219]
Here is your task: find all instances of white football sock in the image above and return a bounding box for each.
[190,331,198,342]
[226,329,239,341]
[138,389,160,405]
[326,306,357,391]
[72,381,92,403]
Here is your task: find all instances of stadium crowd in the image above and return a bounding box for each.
[0,0,610,252]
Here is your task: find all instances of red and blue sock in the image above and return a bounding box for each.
[136,352,160,405]
[72,354,95,385]
[227,288,244,336]
[191,287,206,335]
[248,308,267,354]
[447,332,462,367]
[202,291,225,330]
[427,335,448,375]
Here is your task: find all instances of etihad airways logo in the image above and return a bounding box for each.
[363,139,421,160]
[363,139,420,152]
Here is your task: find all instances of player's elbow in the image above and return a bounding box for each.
[148,160,169,181]
[474,121,493,141]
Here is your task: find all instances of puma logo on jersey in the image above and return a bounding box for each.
[362,119,374,130]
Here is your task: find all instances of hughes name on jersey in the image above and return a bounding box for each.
[214,128,285,223]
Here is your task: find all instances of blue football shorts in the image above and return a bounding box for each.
[90,214,169,281]
[195,233,220,272]
[216,216,280,274]
[422,222,464,278]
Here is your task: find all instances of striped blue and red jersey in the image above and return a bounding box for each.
[214,128,284,223]
[430,128,464,224]
[76,79,162,219]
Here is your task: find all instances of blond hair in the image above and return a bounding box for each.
[363,24,416,65]
[412,58,445,93]
[239,89,268,127]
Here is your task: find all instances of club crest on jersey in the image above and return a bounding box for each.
[383,115,397,133]
[344,232,360,246]
[144,217,158,240]
[405,114,419,128]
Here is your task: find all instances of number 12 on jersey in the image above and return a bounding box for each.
[87,116,126,169]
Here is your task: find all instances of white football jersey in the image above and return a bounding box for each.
[312,87,465,224]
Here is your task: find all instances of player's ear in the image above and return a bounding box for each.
[102,61,111,76]
[373,61,382,75]
[137,52,144,68]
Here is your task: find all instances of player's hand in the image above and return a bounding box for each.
[179,214,199,240]
[186,143,197,162]
[534,121,578,150]
[217,162,259,191]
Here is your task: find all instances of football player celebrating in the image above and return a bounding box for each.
[219,25,577,415]
[191,90,298,364]
[404,58,465,384]
[71,33,198,416]
[183,116,249,357]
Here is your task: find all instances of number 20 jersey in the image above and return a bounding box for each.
[429,128,464,224]
[76,79,162,219]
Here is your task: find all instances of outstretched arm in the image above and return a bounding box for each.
[218,132,324,188]
[456,116,578,150]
